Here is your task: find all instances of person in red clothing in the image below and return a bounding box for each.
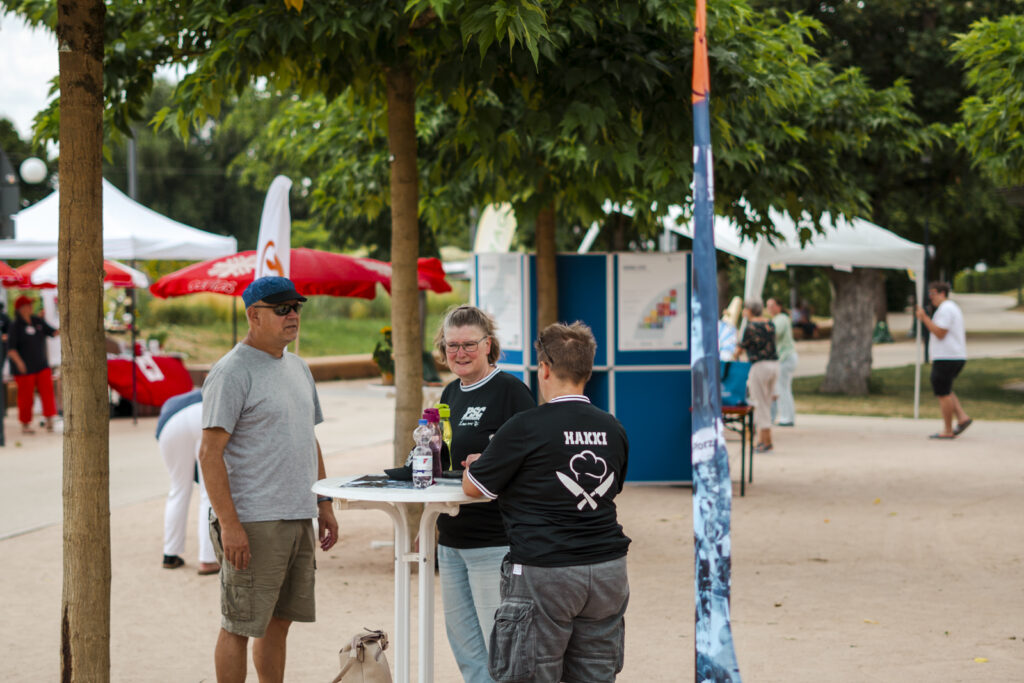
[7,295,59,434]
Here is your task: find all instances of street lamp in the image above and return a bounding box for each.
[19,157,47,185]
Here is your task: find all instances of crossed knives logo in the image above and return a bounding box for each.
[557,450,615,510]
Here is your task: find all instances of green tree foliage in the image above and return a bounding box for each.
[228,89,465,259]
[102,81,270,250]
[753,0,1024,274]
[953,14,1024,187]
[240,1,925,251]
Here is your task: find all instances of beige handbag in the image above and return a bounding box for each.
[331,629,392,683]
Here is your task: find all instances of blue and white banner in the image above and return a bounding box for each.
[690,1,742,680]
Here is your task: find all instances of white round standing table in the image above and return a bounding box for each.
[313,474,480,683]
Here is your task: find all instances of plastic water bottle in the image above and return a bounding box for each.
[437,404,453,471]
[422,408,443,479]
[412,419,434,488]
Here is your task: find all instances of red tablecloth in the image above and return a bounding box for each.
[107,355,193,407]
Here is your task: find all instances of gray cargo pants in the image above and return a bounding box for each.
[488,555,629,682]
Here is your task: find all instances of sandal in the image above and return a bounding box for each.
[928,433,956,440]
[197,563,221,576]
[21,426,36,435]
[754,443,773,453]
[953,418,973,436]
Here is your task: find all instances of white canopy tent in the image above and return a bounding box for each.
[661,205,927,417]
[1,179,238,260]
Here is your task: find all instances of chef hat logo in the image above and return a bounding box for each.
[569,450,607,482]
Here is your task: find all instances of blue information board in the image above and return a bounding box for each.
[475,252,692,482]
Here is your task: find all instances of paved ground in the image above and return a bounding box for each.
[0,292,1021,681]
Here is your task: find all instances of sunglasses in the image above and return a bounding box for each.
[536,336,554,367]
[253,302,303,316]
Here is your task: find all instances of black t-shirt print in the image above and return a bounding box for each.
[436,369,535,548]
[468,396,631,567]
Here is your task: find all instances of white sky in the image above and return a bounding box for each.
[0,12,58,140]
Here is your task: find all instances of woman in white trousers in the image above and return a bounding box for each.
[158,400,218,573]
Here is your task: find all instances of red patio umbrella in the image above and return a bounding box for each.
[0,260,26,287]
[16,257,149,289]
[356,256,453,295]
[149,248,451,299]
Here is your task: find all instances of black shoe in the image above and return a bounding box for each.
[162,555,185,569]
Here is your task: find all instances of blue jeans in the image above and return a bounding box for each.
[438,544,508,683]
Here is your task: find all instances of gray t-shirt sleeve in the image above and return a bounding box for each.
[202,359,250,434]
[302,361,324,426]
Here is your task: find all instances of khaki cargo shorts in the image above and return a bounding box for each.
[210,517,316,638]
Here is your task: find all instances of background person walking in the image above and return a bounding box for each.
[915,281,972,439]
[766,298,798,427]
[734,300,779,453]
[7,295,59,434]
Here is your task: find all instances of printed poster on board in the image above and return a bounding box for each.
[475,252,524,351]
[616,252,687,351]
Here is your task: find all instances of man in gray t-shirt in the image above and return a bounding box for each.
[199,276,338,682]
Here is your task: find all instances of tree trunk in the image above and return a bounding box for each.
[535,201,558,330]
[611,212,628,252]
[821,268,880,395]
[58,2,111,681]
[874,273,888,325]
[386,65,423,467]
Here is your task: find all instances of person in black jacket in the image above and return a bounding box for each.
[7,295,58,434]
[465,321,630,683]
[433,305,535,683]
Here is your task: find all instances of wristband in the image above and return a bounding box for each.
[317,496,333,504]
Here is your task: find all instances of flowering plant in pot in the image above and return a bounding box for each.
[372,326,395,384]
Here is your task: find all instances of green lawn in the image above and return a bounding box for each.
[157,313,446,365]
[794,357,1024,422]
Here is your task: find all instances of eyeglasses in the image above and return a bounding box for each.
[253,302,303,316]
[445,336,488,354]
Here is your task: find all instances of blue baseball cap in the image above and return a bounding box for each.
[242,276,307,308]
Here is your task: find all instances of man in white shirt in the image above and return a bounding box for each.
[915,282,972,439]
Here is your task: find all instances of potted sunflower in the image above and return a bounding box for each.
[372,326,395,385]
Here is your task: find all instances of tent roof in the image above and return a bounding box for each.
[664,207,924,300]
[0,179,238,260]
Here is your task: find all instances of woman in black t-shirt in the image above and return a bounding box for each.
[432,305,535,683]
[7,295,59,434]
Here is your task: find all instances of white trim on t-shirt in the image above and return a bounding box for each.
[547,394,590,404]
[458,366,501,392]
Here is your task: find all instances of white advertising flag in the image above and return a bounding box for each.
[255,175,293,278]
